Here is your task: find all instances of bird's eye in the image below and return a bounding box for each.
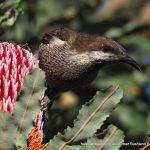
[101,44,111,53]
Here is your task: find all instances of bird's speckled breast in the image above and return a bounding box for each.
[39,43,97,89]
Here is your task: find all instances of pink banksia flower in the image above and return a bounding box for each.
[34,110,44,135]
[0,42,38,112]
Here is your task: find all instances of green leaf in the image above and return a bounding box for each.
[85,125,124,150]
[14,68,46,148]
[0,68,46,149]
[0,112,16,150]
[47,86,123,150]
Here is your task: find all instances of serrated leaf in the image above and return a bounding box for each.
[14,68,46,148]
[0,112,16,150]
[47,86,123,150]
[85,125,124,150]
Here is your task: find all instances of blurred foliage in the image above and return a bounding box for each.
[0,0,22,28]
[0,0,150,149]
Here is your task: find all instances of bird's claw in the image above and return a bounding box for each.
[40,96,51,123]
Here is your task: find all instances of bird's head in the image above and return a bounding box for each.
[90,36,141,71]
[40,28,141,71]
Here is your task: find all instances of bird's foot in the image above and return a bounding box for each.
[40,96,51,123]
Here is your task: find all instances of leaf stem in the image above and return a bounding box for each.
[98,127,118,150]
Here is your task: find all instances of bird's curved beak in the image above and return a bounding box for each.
[121,55,141,71]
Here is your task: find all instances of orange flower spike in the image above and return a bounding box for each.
[27,128,47,150]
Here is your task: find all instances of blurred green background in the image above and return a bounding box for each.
[0,0,150,149]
